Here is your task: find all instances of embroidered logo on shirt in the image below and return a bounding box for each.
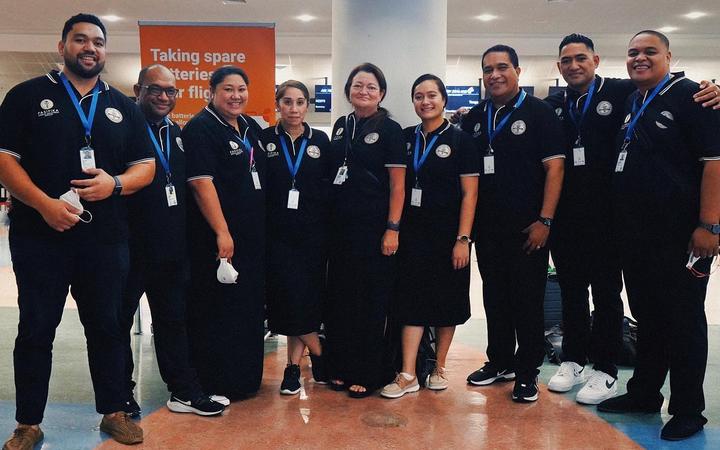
[176,137,184,151]
[267,143,276,152]
[306,145,321,159]
[474,123,481,132]
[511,120,526,135]
[336,127,344,135]
[40,99,54,110]
[555,107,563,117]
[435,144,451,158]
[364,132,379,144]
[660,111,674,121]
[37,98,59,118]
[655,121,668,129]
[229,140,242,155]
[596,101,613,116]
[105,107,123,123]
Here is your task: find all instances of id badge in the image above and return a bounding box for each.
[615,150,627,173]
[483,155,495,174]
[573,147,586,166]
[410,187,422,207]
[251,168,262,190]
[79,146,96,170]
[165,183,178,207]
[287,189,300,210]
[333,165,348,185]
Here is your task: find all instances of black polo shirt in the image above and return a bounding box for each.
[183,104,265,239]
[545,76,635,231]
[460,91,565,234]
[128,118,187,262]
[0,70,154,243]
[260,122,332,237]
[329,111,406,224]
[401,120,479,227]
[613,72,720,241]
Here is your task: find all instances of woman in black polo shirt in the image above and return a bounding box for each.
[381,74,479,399]
[182,66,266,401]
[324,63,406,398]
[260,80,331,395]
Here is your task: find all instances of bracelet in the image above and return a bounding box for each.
[386,220,400,232]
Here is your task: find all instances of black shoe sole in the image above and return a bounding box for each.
[330,382,347,391]
[280,387,301,395]
[467,375,516,386]
[348,389,375,399]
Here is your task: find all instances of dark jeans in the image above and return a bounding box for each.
[120,249,200,399]
[475,232,548,379]
[10,233,128,424]
[621,239,710,416]
[551,230,624,377]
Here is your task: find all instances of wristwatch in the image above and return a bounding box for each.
[539,216,553,227]
[698,221,720,235]
[456,235,471,244]
[386,220,400,232]
[112,176,123,196]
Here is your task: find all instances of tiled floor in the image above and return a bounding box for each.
[0,224,719,449]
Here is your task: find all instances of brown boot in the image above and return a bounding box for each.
[2,426,43,450]
[99,413,143,445]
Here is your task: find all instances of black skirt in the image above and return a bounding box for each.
[395,220,471,327]
[266,226,326,336]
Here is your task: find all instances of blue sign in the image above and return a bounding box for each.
[315,85,332,113]
[446,85,480,111]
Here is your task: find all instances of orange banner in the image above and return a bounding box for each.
[138,22,276,127]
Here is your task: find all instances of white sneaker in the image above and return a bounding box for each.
[209,394,230,406]
[576,370,618,405]
[547,362,587,392]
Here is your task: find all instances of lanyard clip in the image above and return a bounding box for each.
[84,134,91,147]
[621,139,630,152]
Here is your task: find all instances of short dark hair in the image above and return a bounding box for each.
[62,14,107,42]
[209,66,249,90]
[559,33,595,55]
[275,80,309,102]
[344,62,387,102]
[411,74,448,107]
[482,45,519,68]
[631,30,670,49]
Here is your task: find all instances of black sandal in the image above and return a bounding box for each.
[347,385,374,399]
[330,380,346,391]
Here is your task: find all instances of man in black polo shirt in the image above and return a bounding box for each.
[120,64,225,418]
[462,45,565,403]
[596,30,720,441]
[0,14,154,448]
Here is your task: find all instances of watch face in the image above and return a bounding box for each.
[713,224,720,234]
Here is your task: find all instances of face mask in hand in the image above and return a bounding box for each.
[217,257,239,284]
[59,189,93,223]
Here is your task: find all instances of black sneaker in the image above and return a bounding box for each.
[467,362,516,386]
[280,364,302,395]
[512,377,539,403]
[123,395,141,418]
[597,393,663,414]
[661,414,707,441]
[166,394,225,416]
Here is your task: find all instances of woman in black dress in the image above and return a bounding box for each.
[381,74,479,399]
[260,80,331,395]
[324,63,406,398]
[182,66,266,400]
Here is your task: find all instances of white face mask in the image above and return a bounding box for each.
[217,257,239,284]
[59,189,92,223]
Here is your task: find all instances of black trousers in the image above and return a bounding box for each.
[551,229,624,377]
[120,248,201,399]
[621,239,709,416]
[10,233,128,424]
[476,232,548,379]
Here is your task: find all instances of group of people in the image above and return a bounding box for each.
[0,12,718,450]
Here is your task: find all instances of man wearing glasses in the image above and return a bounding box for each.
[121,64,226,417]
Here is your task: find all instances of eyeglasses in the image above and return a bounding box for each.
[139,85,179,98]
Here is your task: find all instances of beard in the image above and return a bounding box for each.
[63,53,105,79]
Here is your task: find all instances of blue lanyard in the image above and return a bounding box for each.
[487,89,527,149]
[279,135,308,187]
[59,72,100,144]
[146,119,171,182]
[238,133,255,170]
[623,74,671,147]
[413,125,439,175]
[567,78,596,132]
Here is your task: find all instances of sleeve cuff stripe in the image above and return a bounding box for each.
[699,156,720,161]
[542,154,566,162]
[127,158,155,166]
[384,164,407,168]
[0,149,21,159]
[187,175,214,181]
[459,173,480,177]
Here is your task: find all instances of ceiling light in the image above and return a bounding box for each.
[100,15,122,22]
[475,14,498,22]
[684,11,707,20]
[658,26,678,33]
[297,14,315,22]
